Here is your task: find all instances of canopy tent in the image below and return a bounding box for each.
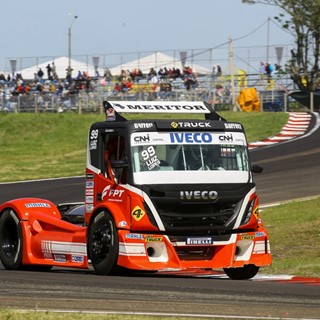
[109,52,210,75]
[19,56,103,80]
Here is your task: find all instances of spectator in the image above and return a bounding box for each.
[259,62,266,80]
[113,82,122,94]
[52,62,58,80]
[37,68,44,83]
[104,68,112,83]
[265,63,273,78]
[46,64,52,80]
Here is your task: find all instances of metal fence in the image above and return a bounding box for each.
[0,73,308,114]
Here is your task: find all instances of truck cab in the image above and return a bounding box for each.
[84,101,271,279]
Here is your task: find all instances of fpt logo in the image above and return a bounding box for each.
[131,206,145,221]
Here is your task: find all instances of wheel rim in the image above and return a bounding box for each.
[91,221,113,262]
[1,219,19,259]
[2,239,17,258]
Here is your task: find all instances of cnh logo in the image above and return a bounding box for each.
[134,135,150,142]
[219,134,233,142]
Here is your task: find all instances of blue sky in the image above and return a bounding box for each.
[0,0,293,72]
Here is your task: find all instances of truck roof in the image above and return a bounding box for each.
[94,101,245,133]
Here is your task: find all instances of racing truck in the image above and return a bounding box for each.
[0,101,272,279]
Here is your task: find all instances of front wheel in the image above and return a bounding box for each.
[223,264,260,280]
[0,210,23,270]
[88,211,119,275]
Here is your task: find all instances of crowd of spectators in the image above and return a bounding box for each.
[0,62,224,111]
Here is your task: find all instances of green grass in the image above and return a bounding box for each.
[0,310,235,320]
[0,112,288,182]
[261,196,320,277]
[0,310,220,320]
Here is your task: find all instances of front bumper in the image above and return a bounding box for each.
[117,229,272,271]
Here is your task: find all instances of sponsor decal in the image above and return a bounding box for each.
[145,236,163,242]
[106,106,116,121]
[180,190,218,201]
[90,139,97,150]
[186,237,213,245]
[71,255,84,263]
[131,206,145,221]
[102,185,124,200]
[169,132,213,144]
[240,234,255,240]
[86,196,94,203]
[86,204,94,213]
[119,221,127,227]
[86,181,94,188]
[53,254,67,262]
[25,203,51,208]
[86,173,94,180]
[86,189,94,196]
[134,134,150,143]
[113,102,207,112]
[125,233,144,240]
[253,207,259,220]
[134,123,154,129]
[171,121,211,129]
[224,123,242,130]
[218,134,233,142]
[255,231,266,238]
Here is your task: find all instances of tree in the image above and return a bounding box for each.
[242,0,320,92]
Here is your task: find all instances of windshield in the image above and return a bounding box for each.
[131,131,251,185]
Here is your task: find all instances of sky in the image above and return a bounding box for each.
[0,0,294,73]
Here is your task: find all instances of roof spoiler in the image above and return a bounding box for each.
[103,101,226,122]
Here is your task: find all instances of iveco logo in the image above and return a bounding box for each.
[180,190,218,201]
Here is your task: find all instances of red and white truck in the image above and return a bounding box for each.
[0,101,271,279]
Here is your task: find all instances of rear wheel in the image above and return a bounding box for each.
[223,264,260,280]
[88,211,119,275]
[0,210,23,270]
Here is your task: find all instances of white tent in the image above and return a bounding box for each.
[19,56,102,80]
[109,52,210,75]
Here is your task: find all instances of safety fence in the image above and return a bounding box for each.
[0,73,308,114]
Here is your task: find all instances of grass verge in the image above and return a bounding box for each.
[261,196,320,277]
[0,112,288,182]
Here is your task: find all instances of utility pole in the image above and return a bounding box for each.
[267,16,270,63]
[67,14,78,76]
[228,35,236,110]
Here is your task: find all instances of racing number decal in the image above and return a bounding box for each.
[141,146,160,170]
[90,129,98,140]
[141,146,155,160]
[132,206,145,221]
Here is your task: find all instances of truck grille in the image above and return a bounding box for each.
[150,200,241,235]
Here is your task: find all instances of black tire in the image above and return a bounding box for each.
[88,211,119,275]
[0,210,23,270]
[223,264,260,280]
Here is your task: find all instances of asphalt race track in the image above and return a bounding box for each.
[0,112,319,319]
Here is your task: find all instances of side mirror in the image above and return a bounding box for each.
[111,158,128,169]
[251,164,263,173]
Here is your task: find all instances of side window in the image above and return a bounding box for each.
[103,133,126,181]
